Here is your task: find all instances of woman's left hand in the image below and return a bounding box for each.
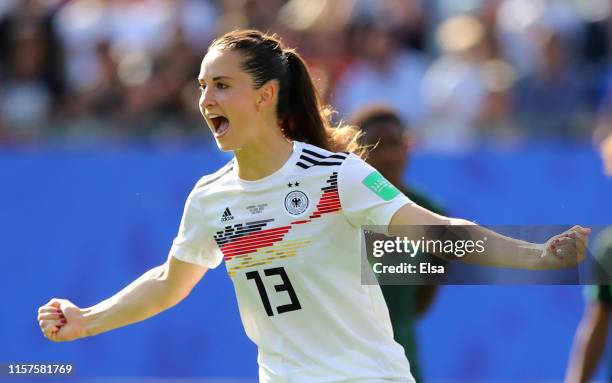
[541,225,591,267]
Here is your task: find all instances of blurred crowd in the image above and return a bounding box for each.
[1,0,612,151]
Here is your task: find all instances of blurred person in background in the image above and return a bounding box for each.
[599,130,612,177]
[272,0,429,107]
[351,105,446,382]
[574,0,611,111]
[216,0,284,35]
[593,34,612,176]
[421,12,525,151]
[54,0,177,92]
[175,0,218,53]
[0,0,608,149]
[564,16,612,379]
[333,11,429,131]
[378,0,428,52]
[564,87,612,382]
[0,0,65,143]
[71,41,122,119]
[273,0,354,103]
[419,15,488,152]
[53,0,215,142]
[495,0,583,78]
[565,230,612,383]
[511,28,588,139]
[144,25,203,140]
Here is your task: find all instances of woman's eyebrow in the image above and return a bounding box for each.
[198,75,233,84]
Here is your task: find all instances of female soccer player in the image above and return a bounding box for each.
[37,30,590,382]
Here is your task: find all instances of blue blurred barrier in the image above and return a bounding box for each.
[1,142,610,381]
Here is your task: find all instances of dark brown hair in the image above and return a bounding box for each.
[209,29,365,156]
[348,105,408,155]
[349,105,407,139]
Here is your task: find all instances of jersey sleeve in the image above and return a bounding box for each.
[583,285,612,306]
[338,154,412,228]
[169,190,223,269]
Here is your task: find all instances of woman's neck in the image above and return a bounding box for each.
[234,132,294,181]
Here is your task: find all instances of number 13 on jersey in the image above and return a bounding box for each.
[245,267,302,316]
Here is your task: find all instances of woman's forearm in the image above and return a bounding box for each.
[448,218,545,269]
[81,265,180,337]
[389,206,545,268]
[390,203,588,270]
[39,256,206,342]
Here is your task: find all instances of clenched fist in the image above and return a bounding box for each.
[37,298,87,342]
[542,225,591,268]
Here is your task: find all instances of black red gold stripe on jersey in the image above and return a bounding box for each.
[309,172,339,218]
[214,218,275,246]
[296,148,348,169]
[215,173,341,275]
[226,238,312,277]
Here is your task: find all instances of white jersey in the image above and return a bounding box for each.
[170,141,415,383]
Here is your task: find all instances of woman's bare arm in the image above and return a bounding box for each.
[37,256,207,341]
[388,203,590,269]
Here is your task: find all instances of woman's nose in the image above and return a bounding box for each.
[200,87,216,107]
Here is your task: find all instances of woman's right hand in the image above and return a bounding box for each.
[37,298,87,342]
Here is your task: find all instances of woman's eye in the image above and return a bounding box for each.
[199,84,206,91]
[217,83,228,90]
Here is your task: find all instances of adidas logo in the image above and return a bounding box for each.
[221,207,234,222]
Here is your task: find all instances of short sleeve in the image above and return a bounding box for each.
[169,191,223,269]
[338,154,412,228]
[583,285,612,306]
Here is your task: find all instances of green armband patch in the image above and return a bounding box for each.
[362,171,400,201]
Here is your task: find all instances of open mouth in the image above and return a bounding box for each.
[210,115,230,137]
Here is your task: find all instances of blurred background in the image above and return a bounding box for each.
[2,0,612,382]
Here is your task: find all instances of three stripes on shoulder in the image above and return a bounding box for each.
[296,149,348,169]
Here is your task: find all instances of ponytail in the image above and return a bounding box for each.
[283,51,367,157]
[210,29,368,157]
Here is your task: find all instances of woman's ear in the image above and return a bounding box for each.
[402,133,413,155]
[255,80,278,111]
